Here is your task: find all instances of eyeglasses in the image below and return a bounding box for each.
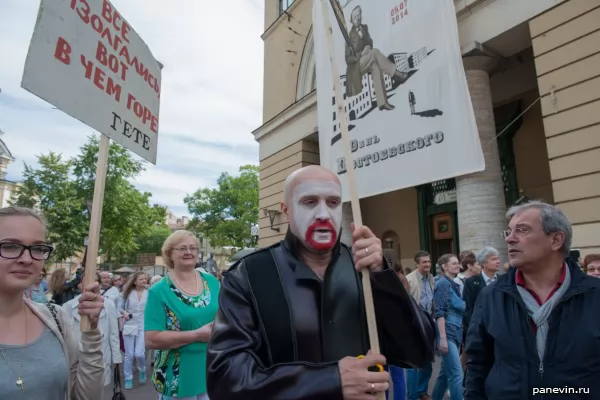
[0,243,54,261]
[501,226,534,239]
[173,246,199,253]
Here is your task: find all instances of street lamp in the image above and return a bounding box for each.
[82,199,93,266]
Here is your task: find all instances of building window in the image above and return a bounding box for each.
[280,0,294,14]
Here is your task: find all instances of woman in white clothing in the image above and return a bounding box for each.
[62,271,122,398]
[118,271,148,389]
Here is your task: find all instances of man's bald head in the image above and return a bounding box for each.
[283,165,341,204]
[281,166,343,253]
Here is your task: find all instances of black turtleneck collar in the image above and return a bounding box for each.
[281,227,343,263]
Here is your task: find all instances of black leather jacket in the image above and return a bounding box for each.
[207,231,435,399]
[51,274,81,306]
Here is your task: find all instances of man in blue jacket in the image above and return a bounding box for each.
[464,200,600,399]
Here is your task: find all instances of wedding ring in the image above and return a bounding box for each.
[92,294,97,301]
[365,247,369,254]
[371,383,375,391]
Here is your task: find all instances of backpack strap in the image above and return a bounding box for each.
[245,246,295,365]
[45,302,64,337]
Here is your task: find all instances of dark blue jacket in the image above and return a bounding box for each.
[464,259,600,399]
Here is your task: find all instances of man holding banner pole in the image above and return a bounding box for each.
[207,165,435,399]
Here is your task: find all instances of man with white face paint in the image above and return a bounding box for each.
[207,166,435,400]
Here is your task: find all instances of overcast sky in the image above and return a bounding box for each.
[0,0,264,217]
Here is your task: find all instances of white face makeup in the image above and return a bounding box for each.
[291,180,342,248]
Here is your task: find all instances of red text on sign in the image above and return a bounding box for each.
[101,0,131,43]
[81,54,123,103]
[71,0,130,43]
[127,93,158,133]
[390,0,409,24]
[96,41,128,80]
[55,37,72,65]
[70,0,160,97]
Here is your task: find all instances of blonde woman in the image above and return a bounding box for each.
[145,230,220,400]
[0,206,104,399]
[118,271,149,389]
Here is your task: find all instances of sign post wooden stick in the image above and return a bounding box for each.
[80,133,110,332]
[319,2,383,394]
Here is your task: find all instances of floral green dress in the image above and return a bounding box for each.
[144,271,220,398]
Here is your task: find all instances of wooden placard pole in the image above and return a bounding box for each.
[80,133,110,332]
[319,1,383,394]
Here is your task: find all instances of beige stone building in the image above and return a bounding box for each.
[0,133,19,208]
[254,0,600,268]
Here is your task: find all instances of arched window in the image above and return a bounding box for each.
[296,27,315,99]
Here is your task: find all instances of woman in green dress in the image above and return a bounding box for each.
[144,230,220,400]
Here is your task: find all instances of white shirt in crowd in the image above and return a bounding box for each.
[101,285,120,305]
[62,296,122,387]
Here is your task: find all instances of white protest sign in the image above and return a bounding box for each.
[313,0,484,201]
[22,0,161,164]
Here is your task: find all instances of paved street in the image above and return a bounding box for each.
[104,360,156,400]
[102,356,448,399]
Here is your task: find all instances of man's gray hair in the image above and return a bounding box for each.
[476,246,499,266]
[506,200,572,257]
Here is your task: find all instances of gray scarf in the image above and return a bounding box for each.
[516,266,571,363]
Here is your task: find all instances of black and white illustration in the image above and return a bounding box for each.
[313,0,485,201]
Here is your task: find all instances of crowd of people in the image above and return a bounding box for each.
[390,205,600,400]
[1,166,600,399]
[3,207,221,399]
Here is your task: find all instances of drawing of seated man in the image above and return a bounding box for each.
[344,6,408,110]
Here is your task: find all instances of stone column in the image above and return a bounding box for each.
[340,202,354,246]
[456,56,508,264]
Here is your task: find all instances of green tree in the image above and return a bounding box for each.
[71,135,165,263]
[10,153,87,262]
[185,165,259,248]
[136,223,172,255]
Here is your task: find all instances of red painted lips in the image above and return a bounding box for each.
[305,220,337,251]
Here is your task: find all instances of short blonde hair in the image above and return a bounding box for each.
[161,230,201,269]
[0,206,46,227]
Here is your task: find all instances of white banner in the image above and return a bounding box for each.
[313,0,484,201]
[22,0,161,164]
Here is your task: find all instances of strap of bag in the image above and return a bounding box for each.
[45,303,63,337]
[245,246,294,365]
